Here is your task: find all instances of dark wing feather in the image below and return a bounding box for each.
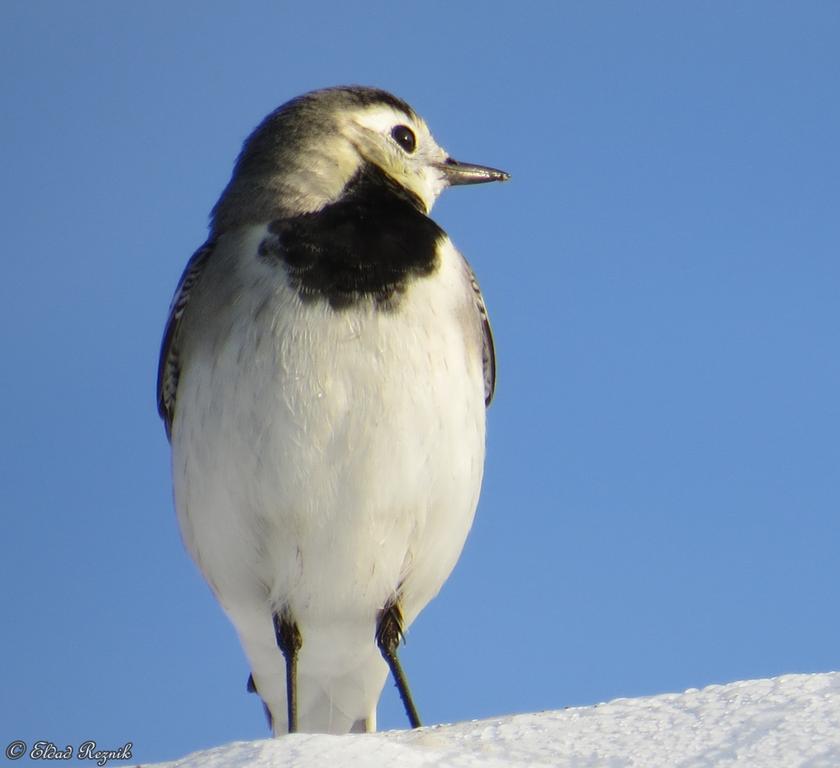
[467,267,496,407]
[157,241,215,440]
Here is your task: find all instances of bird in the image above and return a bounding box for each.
[157,85,508,735]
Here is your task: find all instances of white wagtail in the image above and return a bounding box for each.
[157,85,508,734]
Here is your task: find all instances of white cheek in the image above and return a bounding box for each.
[410,144,447,210]
[419,168,446,211]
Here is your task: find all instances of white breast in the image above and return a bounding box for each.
[170,224,487,731]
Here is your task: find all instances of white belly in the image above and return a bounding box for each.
[170,227,487,731]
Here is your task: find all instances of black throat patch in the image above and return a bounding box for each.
[259,164,444,310]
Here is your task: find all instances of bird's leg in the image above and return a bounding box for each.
[376,600,422,728]
[246,673,274,732]
[273,610,302,733]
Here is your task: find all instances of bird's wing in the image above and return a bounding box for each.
[157,241,215,439]
[467,266,496,407]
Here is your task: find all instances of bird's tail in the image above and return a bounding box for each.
[235,607,389,734]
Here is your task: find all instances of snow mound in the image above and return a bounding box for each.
[153,672,840,767]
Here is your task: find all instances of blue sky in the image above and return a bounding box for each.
[2,2,838,764]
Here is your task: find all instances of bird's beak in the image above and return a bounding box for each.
[438,157,510,186]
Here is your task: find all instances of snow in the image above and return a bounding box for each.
[152,672,840,768]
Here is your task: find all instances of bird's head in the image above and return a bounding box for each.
[211,86,508,233]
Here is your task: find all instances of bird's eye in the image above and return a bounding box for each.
[391,125,417,154]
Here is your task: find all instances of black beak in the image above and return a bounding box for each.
[439,157,510,186]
